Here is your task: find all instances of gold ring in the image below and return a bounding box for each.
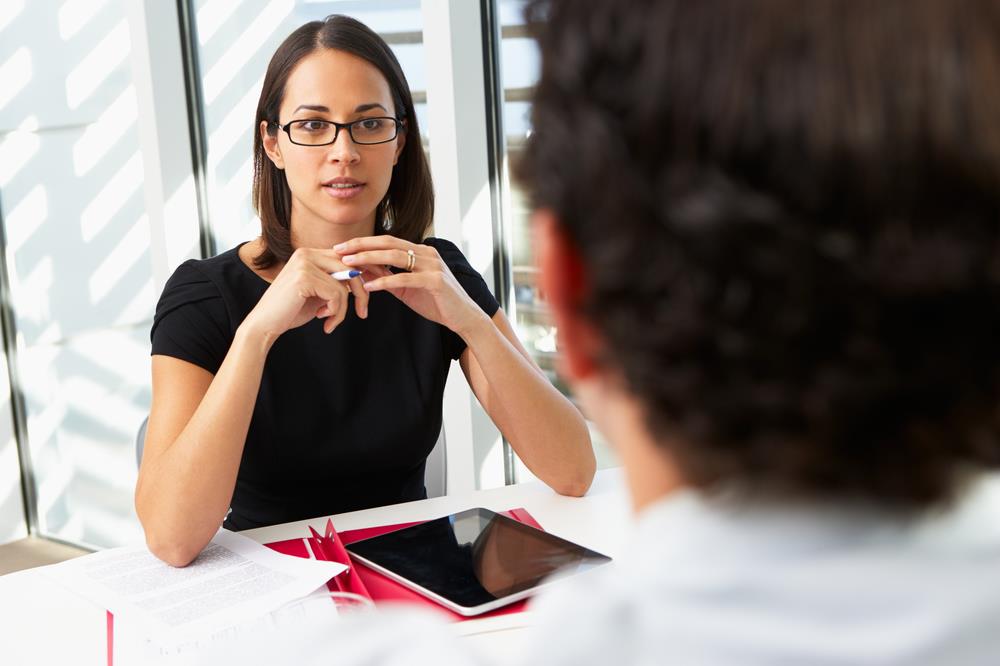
[406,249,415,272]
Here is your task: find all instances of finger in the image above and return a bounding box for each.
[347,275,369,319]
[359,264,392,280]
[334,235,428,256]
[342,249,415,271]
[323,292,349,333]
[305,264,352,301]
[292,247,361,275]
[363,271,423,293]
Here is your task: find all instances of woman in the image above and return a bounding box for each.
[136,15,594,567]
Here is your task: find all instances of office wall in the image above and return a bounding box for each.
[0,0,200,548]
[0,352,25,544]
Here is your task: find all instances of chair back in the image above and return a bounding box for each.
[135,416,148,468]
[424,430,447,498]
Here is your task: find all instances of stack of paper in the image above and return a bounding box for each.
[41,529,346,658]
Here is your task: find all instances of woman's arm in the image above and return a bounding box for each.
[337,237,595,497]
[458,309,595,496]
[136,248,366,566]
[137,332,271,567]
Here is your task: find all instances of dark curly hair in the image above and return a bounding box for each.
[518,0,1000,508]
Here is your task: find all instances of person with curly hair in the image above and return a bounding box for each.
[203,1,1000,663]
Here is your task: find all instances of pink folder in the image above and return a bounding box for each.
[105,509,541,664]
[265,507,542,621]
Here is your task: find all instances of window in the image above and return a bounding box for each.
[189,0,428,252]
[0,0,201,547]
[493,0,618,474]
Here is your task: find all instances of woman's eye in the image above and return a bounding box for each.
[301,121,328,132]
[358,119,382,132]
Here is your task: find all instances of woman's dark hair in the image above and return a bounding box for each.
[252,15,433,268]
[518,0,1000,508]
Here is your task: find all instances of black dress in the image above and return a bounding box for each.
[150,238,500,530]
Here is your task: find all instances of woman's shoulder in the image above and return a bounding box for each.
[163,244,256,295]
[151,245,252,367]
[155,244,259,321]
[172,244,244,281]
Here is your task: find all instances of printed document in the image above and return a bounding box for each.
[41,529,346,642]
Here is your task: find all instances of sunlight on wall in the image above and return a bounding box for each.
[73,85,137,175]
[58,0,111,40]
[88,214,149,303]
[14,255,54,329]
[202,0,294,105]
[112,278,155,328]
[164,176,202,266]
[196,0,243,45]
[0,118,40,187]
[0,48,32,111]
[210,76,264,162]
[4,184,47,254]
[0,0,24,34]
[66,20,129,109]
[81,153,143,242]
[463,183,495,277]
[0,0,170,547]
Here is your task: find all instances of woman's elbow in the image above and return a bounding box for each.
[137,503,207,567]
[554,478,592,497]
[553,452,596,497]
[145,532,203,568]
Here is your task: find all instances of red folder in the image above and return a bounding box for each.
[105,509,542,663]
[265,508,542,621]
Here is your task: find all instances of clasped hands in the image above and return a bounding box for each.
[244,236,485,341]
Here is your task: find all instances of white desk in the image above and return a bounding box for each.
[0,468,629,664]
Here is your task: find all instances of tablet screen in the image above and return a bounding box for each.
[344,508,611,612]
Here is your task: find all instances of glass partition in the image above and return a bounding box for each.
[494,0,618,472]
[190,0,428,252]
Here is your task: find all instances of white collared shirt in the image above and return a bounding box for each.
[192,476,1000,666]
[518,478,1000,665]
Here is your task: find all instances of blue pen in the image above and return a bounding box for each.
[330,269,362,281]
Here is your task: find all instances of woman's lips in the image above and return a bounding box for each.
[322,182,365,199]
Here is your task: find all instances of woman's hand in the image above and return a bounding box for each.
[242,247,369,341]
[335,236,485,335]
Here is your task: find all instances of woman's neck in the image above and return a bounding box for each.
[289,209,378,250]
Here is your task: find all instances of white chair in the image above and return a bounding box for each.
[135,416,148,468]
[424,430,447,498]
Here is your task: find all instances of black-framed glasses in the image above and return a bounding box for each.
[272,117,402,146]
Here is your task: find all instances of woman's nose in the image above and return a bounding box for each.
[327,128,359,163]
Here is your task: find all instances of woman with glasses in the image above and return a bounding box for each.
[136,15,594,567]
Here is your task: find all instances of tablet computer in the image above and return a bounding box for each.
[344,507,612,616]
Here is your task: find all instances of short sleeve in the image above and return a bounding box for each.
[150,261,231,374]
[424,238,501,360]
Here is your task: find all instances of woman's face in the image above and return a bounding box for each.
[261,48,405,237]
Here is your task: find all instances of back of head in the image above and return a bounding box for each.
[519,0,1000,508]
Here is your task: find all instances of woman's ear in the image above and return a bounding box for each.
[393,119,407,165]
[260,120,285,169]
[534,209,601,381]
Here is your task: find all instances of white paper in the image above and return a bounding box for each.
[41,529,346,644]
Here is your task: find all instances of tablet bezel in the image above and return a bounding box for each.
[344,507,612,616]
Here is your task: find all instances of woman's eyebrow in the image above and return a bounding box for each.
[293,104,330,114]
[354,103,388,113]
[291,102,388,115]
